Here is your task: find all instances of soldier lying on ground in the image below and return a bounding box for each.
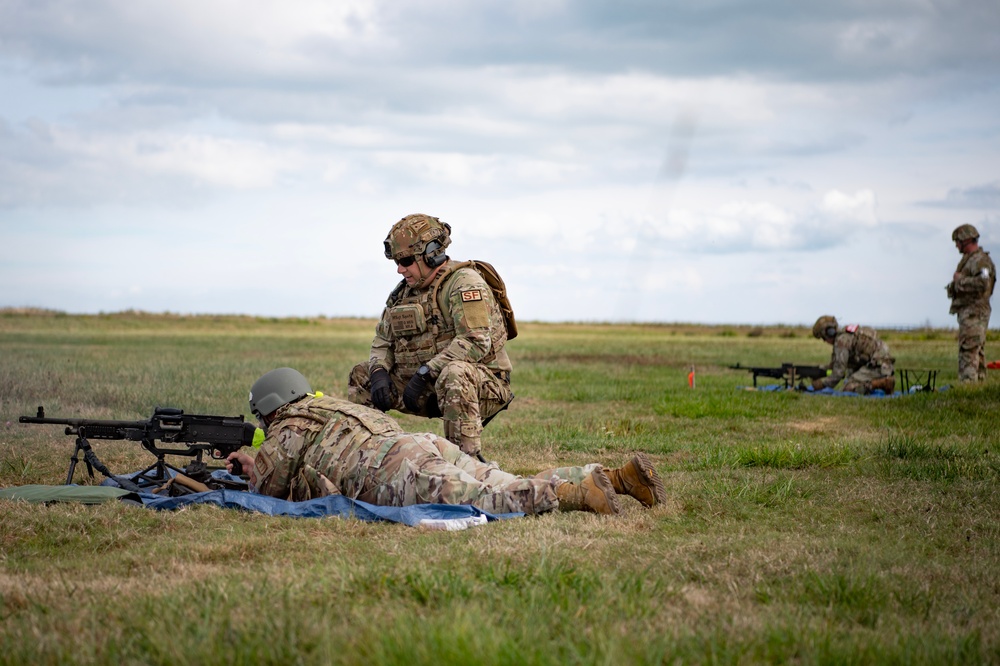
[226,368,666,516]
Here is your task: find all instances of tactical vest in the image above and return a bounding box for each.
[385,260,510,377]
[951,249,996,312]
[843,325,891,366]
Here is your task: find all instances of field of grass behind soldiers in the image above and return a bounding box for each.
[1,310,998,665]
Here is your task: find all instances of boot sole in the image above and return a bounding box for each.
[632,453,666,507]
[591,468,622,515]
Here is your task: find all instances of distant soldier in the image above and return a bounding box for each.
[946,224,996,382]
[811,316,895,394]
[227,368,666,516]
[348,214,514,459]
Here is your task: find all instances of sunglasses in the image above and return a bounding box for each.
[395,255,417,267]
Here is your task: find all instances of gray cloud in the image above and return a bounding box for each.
[921,181,1000,210]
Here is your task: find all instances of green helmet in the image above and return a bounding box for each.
[952,224,979,243]
[383,214,451,265]
[249,368,311,419]
[812,315,838,340]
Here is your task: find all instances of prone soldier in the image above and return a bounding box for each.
[228,368,666,516]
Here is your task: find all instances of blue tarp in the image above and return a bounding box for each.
[99,469,518,525]
[738,384,948,397]
[134,488,515,526]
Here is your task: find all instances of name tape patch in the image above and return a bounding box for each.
[461,289,483,302]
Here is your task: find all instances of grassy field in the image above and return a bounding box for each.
[1,311,999,665]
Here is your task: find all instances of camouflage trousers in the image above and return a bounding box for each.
[356,432,593,515]
[348,361,514,457]
[842,359,894,394]
[957,307,991,382]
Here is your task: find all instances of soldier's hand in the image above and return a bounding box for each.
[811,378,826,391]
[370,368,394,412]
[403,368,432,413]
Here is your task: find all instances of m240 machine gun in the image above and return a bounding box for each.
[729,363,830,389]
[19,406,259,493]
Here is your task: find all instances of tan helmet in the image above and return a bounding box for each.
[812,315,838,340]
[952,224,979,243]
[383,214,452,267]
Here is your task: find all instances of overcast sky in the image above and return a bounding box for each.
[2,0,998,327]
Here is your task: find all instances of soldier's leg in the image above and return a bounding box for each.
[843,366,881,394]
[361,434,560,515]
[958,310,985,382]
[436,361,494,456]
[428,435,620,514]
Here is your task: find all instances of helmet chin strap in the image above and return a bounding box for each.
[414,257,444,288]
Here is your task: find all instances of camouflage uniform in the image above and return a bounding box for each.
[250,395,597,515]
[349,259,513,457]
[818,325,894,393]
[947,248,995,382]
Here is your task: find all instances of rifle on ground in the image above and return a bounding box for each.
[19,406,258,494]
[729,363,829,389]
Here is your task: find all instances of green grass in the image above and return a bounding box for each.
[1,311,999,665]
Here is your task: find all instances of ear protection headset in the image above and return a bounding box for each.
[825,326,837,339]
[423,240,447,268]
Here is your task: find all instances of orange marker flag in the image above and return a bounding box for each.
[688,365,695,388]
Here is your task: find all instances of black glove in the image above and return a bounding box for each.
[403,365,433,413]
[370,368,394,412]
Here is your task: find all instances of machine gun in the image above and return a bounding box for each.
[729,363,830,389]
[19,406,258,494]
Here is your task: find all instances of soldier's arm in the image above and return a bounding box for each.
[368,308,396,374]
[249,430,297,499]
[825,341,849,386]
[953,256,992,296]
[425,270,495,375]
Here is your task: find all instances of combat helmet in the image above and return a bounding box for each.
[812,315,838,340]
[952,224,979,243]
[383,214,451,268]
[249,368,311,420]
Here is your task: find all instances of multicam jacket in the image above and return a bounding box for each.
[948,248,996,315]
[826,325,893,386]
[369,259,512,379]
[250,395,403,501]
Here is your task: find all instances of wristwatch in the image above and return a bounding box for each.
[416,365,432,381]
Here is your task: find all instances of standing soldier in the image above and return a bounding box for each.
[811,316,895,394]
[946,224,996,382]
[348,214,514,459]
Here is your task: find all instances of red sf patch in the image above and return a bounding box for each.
[846,324,859,333]
[461,290,483,302]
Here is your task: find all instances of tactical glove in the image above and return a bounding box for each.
[370,368,394,412]
[811,378,826,391]
[403,365,433,413]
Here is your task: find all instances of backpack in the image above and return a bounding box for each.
[448,260,518,340]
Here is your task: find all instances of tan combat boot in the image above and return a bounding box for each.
[605,453,666,508]
[554,468,621,515]
[869,377,895,394]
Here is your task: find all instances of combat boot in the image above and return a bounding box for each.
[869,377,895,394]
[605,453,666,508]
[554,468,621,515]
